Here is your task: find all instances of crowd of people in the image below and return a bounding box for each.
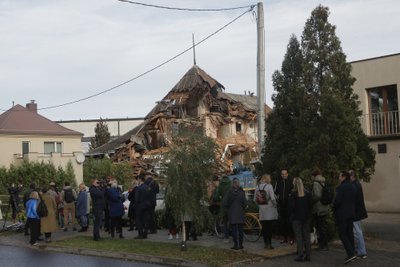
[6,167,368,264]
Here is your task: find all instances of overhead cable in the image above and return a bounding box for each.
[29,6,255,111]
[118,0,254,12]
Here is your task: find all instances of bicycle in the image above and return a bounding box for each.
[243,212,262,242]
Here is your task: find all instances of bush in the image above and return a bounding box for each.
[0,160,76,194]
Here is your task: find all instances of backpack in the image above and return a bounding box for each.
[318,181,334,205]
[64,188,75,203]
[37,198,48,217]
[256,184,268,205]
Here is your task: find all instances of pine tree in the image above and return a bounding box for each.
[261,5,375,184]
[89,119,111,151]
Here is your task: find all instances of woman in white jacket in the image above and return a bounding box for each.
[255,174,278,249]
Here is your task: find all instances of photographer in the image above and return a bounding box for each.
[8,182,23,223]
[89,178,106,241]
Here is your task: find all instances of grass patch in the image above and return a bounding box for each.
[52,236,259,267]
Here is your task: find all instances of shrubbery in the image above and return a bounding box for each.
[0,160,76,194]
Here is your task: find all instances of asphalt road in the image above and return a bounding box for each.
[0,245,163,267]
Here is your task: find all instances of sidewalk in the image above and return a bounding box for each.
[1,212,398,266]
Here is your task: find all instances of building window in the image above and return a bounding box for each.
[368,84,399,135]
[236,122,242,133]
[22,141,30,155]
[44,142,62,154]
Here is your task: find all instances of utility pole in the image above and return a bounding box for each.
[256,2,265,156]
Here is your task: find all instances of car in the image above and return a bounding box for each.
[121,189,165,220]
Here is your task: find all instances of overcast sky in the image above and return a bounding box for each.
[1,0,399,121]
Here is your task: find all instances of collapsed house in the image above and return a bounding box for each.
[88,64,271,176]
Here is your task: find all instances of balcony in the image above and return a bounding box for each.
[368,110,400,136]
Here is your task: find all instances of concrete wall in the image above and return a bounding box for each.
[0,134,84,185]
[363,140,400,212]
[351,54,400,212]
[57,118,144,138]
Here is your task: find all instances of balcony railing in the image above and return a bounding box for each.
[369,110,400,136]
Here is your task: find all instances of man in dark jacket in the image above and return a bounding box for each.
[89,178,106,241]
[135,174,152,239]
[224,178,247,250]
[350,170,368,259]
[333,171,357,264]
[275,169,294,244]
[145,173,159,234]
[216,175,232,240]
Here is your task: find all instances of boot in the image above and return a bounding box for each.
[119,233,124,239]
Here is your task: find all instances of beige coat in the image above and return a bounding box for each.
[40,192,57,233]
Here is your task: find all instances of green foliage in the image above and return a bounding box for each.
[89,119,111,151]
[83,157,133,189]
[161,127,217,239]
[0,160,76,193]
[261,5,375,186]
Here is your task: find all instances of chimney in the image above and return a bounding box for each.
[26,100,37,113]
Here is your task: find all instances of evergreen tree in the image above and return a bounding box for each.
[161,126,216,248]
[89,118,111,151]
[261,5,375,184]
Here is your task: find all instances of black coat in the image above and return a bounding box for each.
[275,177,293,207]
[353,180,368,221]
[288,190,312,223]
[224,186,247,224]
[135,183,152,211]
[333,179,356,222]
[89,185,106,210]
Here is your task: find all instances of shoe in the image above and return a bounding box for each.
[238,245,244,250]
[168,234,173,240]
[344,255,358,264]
[231,246,239,250]
[73,227,77,231]
[93,238,102,241]
[358,254,367,259]
[63,228,68,232]
[45,238,52,243]
[317,246,329,251]
[127,228,134,231]
[119,234,124,239]
[294,256,304,262]
[280,239,288,244]
[36,237,44,241]
[289,240,294,245]
[31,242,39,246]
[265,244,274,250]
[134,236,145,239]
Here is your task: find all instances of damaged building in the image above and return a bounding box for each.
[89,64,271,176]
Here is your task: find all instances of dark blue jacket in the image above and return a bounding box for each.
[106,187,124,217]
[135,183,152,211]
[76,190,88,217]
[89,185,105,210]
[333,179,356,222]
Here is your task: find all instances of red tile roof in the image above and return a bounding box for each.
[0,104,83,136]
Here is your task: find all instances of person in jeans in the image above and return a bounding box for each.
[289,177,312,262]
[311,168,329,250]
[349,170,368,259]
[333,171,357,264]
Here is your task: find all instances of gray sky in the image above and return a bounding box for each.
[1,0,399,121]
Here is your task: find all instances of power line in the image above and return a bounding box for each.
[1,5,255,112]
[118,0,254,12]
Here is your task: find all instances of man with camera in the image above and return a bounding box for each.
[8,182,23,223]
[89,178,106,241]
